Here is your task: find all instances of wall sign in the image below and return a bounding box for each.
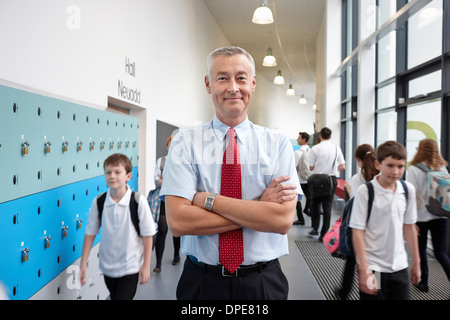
[118,57,141,104]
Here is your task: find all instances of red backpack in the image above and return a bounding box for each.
[323,217,341,256]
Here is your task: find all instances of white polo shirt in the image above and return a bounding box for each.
[308,140,345,176]
[350,176,417,273]
[294,144,310,184]
[85,186,157,277]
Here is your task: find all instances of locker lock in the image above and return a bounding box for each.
[133,141,137,148]
[125,141,130,149]
[109,141,114,150]
[62,141,69,152]
[89,141,95,151]
[62,226,69,238]
[44,141,52,154]
[77,218,83,229]
[22,247,30,262]
[100,141,105,150]
[118,141,122,149]
[77,141,83,152]
[22,141,30,155]
[44,236,52,248]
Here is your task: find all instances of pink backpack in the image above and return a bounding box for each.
[323,217,341,255]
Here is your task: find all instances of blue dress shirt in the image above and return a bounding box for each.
[160,115,302,265]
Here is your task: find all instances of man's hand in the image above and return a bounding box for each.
[260,176,298,203]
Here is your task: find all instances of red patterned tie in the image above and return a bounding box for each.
[219,128,244,273]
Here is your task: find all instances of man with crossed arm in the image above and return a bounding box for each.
[160,46,302,300]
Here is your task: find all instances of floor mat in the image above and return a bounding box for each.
[295,240,449,300]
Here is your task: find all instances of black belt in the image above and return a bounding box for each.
[188,255,276,277]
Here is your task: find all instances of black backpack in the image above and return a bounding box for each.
[338,180,408,257]
[96,191,141,236]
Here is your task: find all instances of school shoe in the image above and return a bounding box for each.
[414,281,429,293]
[309,228,319,236]
[172,255,180,265]
[153,267,161,274]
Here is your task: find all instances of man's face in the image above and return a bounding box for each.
[205,54,256,125]
[297,135,305,145]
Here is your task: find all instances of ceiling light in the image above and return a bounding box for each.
[252,0,274,25]
[299,94,307,104]
[273,70,285,85]
[286,84,295,96]
[262,47,277,67]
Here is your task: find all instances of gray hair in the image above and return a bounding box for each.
[206,46,256,80]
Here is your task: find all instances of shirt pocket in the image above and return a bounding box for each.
[243,164,272,200]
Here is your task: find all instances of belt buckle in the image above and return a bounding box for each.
[222,266,238,277]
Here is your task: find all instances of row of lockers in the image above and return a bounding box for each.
[29,243,109,300]
[0,84,139,204]
[0,168,138,300]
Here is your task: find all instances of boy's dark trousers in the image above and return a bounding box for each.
[359,268,410,300]
[104,273,139,300]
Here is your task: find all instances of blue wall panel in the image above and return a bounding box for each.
[0,169,138,299]
[0,84,140,299]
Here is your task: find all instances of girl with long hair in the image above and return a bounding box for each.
[407,139,450,292]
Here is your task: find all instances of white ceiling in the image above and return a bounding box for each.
[203,0,326,101]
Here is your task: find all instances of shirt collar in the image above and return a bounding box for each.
[372,174,405,195]
[105,185,131,207]
[212,114,250,144]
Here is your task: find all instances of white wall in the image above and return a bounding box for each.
[0,0,230,194]
[249,73,315,140]
[0,0,317,192]
[314,0,342,144]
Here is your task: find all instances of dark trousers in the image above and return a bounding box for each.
[417,219,450,284]
[310,177,337,237]
[300,183,311,215]
[154,201,180,268]
[104,273,139,300]
[176,257,289,300]
[340,256,356,300]
[359,268,410,300]
[296,183,311,223]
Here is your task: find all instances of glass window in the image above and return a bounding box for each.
[408,0,443,69]
[376,110,397,146]
[406,100,442,163]
[376,0,398,83]
[408,70,442,98]
[377,82,396,109]
[377,0,397,27]
[377,31,396,83]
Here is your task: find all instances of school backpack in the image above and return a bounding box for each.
[323,216,342,257]
[298,148,312,180]
[413,163,450,218]
[96,191,141,236]
[338,180,409,257]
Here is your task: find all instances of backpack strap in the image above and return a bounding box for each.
[130,191,141,237]
[399,180,408,201]
[413,163,431,173]
[96,192,107,222]
[366,182,374,222]
[96,191,141,237]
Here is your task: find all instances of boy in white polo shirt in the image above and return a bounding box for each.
[350,141,421,300]
[80,153,156,300]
